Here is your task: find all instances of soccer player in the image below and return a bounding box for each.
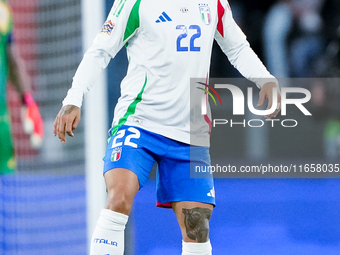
[54,0,281,254]
[0,0,44,174]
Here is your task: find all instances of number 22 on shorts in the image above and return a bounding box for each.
[111,127,141,148]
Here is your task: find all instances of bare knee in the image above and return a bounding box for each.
[105,189,134,215]
[104,168,139,215]
[182,207,212,243]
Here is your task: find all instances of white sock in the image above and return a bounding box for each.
[90,209,128,255]
[182,240,212,255]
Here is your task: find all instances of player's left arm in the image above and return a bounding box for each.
[258,82,281,119]
[214,0,281,118]
[7,38,44,148]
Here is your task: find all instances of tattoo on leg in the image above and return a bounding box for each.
[182,207,212,243]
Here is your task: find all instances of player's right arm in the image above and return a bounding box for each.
[54,0,140,142]
[53,105,81,142]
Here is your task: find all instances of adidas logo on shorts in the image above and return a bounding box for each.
[207,187,215,197]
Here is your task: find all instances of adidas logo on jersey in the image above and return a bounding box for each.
[207,187,215,197]
[155,12,172,23]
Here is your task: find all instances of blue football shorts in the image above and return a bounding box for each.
[103,125,215,208]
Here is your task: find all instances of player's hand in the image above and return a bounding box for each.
[53,105,81,143]
[21,92,44,149]
[257,82,281,119]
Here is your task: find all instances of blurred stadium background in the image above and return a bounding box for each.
[1,0,340,254]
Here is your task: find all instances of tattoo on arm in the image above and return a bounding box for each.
[61,105,77,115]
[182,207,212,243]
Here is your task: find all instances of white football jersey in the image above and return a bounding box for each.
[63,0,277,146]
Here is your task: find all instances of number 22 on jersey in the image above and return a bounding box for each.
[176,25,201,52]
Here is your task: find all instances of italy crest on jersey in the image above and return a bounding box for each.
[111,147,122,162]
[199,4,211,25]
